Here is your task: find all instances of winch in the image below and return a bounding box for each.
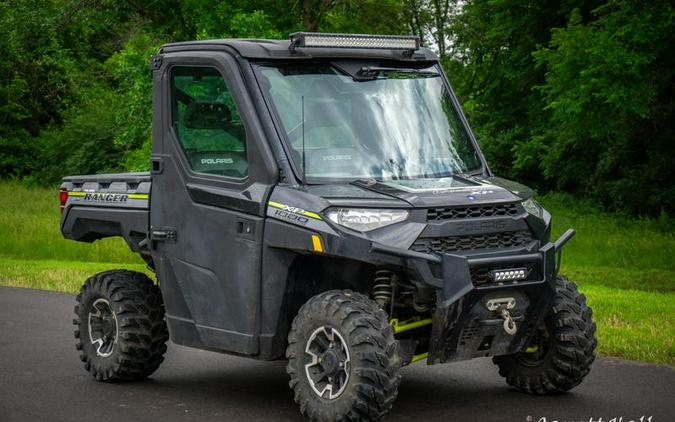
[486,297,518,336]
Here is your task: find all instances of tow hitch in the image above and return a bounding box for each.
[486,297,518,336]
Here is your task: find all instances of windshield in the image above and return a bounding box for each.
[256,62,483,182]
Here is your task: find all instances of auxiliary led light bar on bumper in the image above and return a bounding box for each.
[490,268,528,282]
[290,32,420,51]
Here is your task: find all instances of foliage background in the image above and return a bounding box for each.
[0,0,673,365]
[1,0,673,216]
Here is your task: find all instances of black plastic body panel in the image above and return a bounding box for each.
[60,172,151,253]
[425,242,558,364]
[61,207,148,251]
[147,48,277,357]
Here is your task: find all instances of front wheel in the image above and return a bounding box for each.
[493,276,597,394]
[286,290,401,422]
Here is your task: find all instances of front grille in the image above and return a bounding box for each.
[410,230,534,254]
[427,203,520,221]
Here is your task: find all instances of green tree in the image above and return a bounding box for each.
[2,0,672,216]
[446,0,571,179]
[0,0,76,177]
[445,0,673,215]
[530,0,675,214]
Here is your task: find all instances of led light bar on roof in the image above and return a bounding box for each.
[290,32,420,51]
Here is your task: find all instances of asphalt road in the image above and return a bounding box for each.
[1,286,673,422]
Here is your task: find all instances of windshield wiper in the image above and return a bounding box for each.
[330,61,438,81]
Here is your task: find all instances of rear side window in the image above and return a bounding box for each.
[170,66,248,178]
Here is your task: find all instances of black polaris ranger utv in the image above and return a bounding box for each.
[60,33,596,421]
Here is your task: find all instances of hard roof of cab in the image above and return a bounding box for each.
[158,38,438,61]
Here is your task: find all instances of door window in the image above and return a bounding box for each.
[170,66,248,178]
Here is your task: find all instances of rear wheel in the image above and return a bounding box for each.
[286,290,401,422]
[493,276,596,394]
[74,270,169,381]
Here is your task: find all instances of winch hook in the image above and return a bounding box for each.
[500,308,518,336]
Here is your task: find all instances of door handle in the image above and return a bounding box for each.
[151,228,177,242]
[236,218,256,240]
[150,157,164,174]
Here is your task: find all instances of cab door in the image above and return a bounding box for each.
[149,51,277,355]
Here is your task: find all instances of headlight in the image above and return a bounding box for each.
[522,198,544,218]
[325,208,409,232]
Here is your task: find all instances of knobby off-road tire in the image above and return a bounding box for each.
[286,290,401,422]
[74,270,169,381]
[493,275,596,394]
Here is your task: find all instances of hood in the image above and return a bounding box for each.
[306,176,528,208]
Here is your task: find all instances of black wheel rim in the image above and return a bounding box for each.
[304,326,351,400]
[88,298,118,357]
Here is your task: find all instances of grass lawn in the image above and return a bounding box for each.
[577,284,673,364]
[0,258,150,292]
[1,182,673,364]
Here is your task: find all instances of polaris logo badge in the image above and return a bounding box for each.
[457,220,506,233]
[201,158,234,165]
[322,154,352,161]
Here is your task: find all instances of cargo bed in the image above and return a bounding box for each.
[60,172,151,255]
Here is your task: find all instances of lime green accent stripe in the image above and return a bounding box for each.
[390,317,433,334]
[268,200,285,209]
[67,191,149,200]
[267,200,322,220]
[303,210,322,220]
[411,352,429,363]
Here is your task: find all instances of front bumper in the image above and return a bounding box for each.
[371,229,575,364]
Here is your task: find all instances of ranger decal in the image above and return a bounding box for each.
[68,192,149,202]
